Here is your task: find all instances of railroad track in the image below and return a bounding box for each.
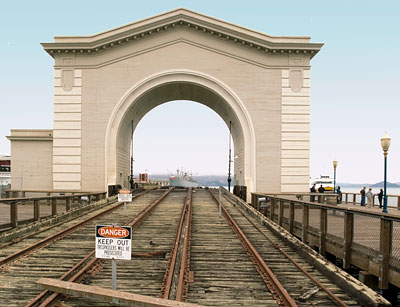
[0,188,387,306]
[0,189,168,306]
[211,189,360,306]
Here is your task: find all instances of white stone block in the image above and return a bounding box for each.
[282,105,310,114]
[54,69,61,78]
[74,78,82,86]
[53,130,81,138]
[281,184,309,193]
[53,181,81,190]
[282,132,310,141]
[281,78,289,87]
[303,70,311,78]
[53,156,81,164]
[74,69,82,77]
[53,147,81,156]
[54,95,82,104]
[282,114,310,123]
[281,158,309,167]
[54,87,82,95]
[53,138,81,147]
[53,121,82,130]
[53,173,81,182]
[282,96,310,105]
[281,141,309,150]
[282,70,289,78]
[54,78,62,87]
[281,150,309,158]
[282,123,310,132]
[54,104,81,113]
[53,164,81,172]
[281,175,309,184]
[282,87,310,97]
[281,167,309,176]
[54,113,82,121]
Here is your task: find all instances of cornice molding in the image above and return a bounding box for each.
[42,8,323,59]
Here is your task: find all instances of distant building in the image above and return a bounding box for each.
[0,155,11,197]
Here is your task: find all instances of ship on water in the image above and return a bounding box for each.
[169,168,200,188]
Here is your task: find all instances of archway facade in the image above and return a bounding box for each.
[30,8,322,194]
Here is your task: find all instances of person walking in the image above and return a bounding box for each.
[360,187,366,206]
[310,184,316,202]
[377,189,384,208]
[366,188,374,208]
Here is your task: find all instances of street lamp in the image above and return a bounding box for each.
[333,159,338,193]
[381,132,391,213]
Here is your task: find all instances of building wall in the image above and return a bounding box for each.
[9,130,53,191]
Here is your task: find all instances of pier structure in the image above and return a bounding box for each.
[7,8,323,197]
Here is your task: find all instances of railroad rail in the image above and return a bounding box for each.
[0,188,389,306]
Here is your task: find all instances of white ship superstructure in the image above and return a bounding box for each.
[169,168,199,188]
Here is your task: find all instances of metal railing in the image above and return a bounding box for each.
[251,192,400,290]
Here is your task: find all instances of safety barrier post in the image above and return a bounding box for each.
[52,199,57,216]
[319,208,327,256]
[289,201,295,234]
[343,212,354,269]
[302,204,309,244]
[10,202,18,228]
[33,200,40,221]
[278,200,284,226]
[379,218,392,289]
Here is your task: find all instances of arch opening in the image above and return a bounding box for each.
[105,71,256,193]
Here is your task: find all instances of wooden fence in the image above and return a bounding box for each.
[0,192,106,230]
[251,192,400,290]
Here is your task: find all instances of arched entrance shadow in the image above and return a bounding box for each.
[105,70,256,193]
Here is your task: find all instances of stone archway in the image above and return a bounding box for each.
[105,70,256,193]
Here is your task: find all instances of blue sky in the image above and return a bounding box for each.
[1,0,399,183]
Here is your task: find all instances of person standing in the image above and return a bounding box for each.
[310,184,316,202]
[318,185,325,193]
[360,187,366,206]
[377,189,384,208]
[336,186,342,204]
[366,188,374,208]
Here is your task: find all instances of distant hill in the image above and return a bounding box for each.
[144,174,228,187]
[338,181,400,188]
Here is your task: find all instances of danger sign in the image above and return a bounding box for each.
[118,189,132,202]
[95,225,132,260]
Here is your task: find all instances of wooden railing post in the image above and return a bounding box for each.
[10,202,18,228]
[302,204,309,244]
[345,193,348,204]
[318,194,323,203]
[319,208,327,256]
[270,198,275,221]
[289,201,295,234]
[33,200,40,221]
[353,194,356,204]
[379,218,392,289]
[397,196,400,210]
[343,212,354,269]
[51,199,57,216]
[278,200,284,226]
[66,198,71,211]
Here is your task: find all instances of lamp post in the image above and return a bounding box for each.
[333,159,338,193]
[227,121,232,192]
[381,133,391,213]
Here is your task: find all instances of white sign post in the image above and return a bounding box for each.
[95,225,132,290]
[118,189,132,216]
